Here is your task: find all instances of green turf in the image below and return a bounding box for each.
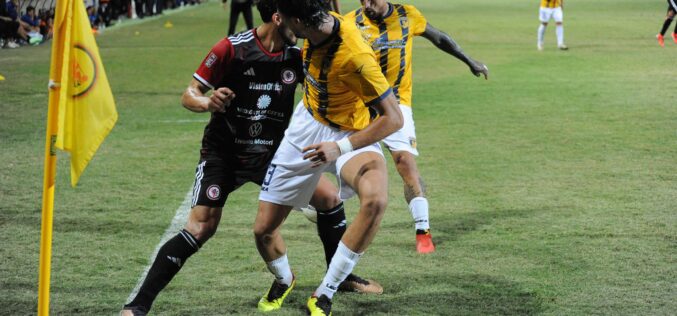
[1,0,675,314]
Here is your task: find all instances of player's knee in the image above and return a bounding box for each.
[185,221,218,243]
[313,194,341,211]
[253,224,277,246]
[360,194,387,220]
[394,152,416,174]
[541,22,548,26]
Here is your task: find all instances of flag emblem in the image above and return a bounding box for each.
[72,44,97,98]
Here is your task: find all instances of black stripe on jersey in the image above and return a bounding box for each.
[303,46,315,116]
[317,37,343,129]
[377,20,389,76]
[355,8,364,26]
[393,4,408,100]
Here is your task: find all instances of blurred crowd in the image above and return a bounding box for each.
[1,0,203,49]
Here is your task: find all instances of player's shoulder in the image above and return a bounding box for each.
[227,29,256,47]
[398,3,423,16]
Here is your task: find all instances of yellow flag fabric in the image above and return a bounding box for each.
[49,0,117,187]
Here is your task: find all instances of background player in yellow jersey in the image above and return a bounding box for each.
[538,0,568,50]
[344,0,489,254]
[656,0,677,46]
[253,0,403,315]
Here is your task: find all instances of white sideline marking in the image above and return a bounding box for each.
[126,189,193,304]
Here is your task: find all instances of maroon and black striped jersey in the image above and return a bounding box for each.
[193,29,302,170]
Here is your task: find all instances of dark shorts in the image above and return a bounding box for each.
[0,19,20,38]
[669,0,677,12]
[190,153,268,208]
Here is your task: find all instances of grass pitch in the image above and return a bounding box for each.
[0,0,675,315]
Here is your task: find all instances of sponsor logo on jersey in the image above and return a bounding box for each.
[234,138,274,146]
[206,184,221,200]
[244,67,256,76]
[372,38,407,50]
[399,16,409,28]
[205,53,217,68]
[249,122,263,137]
[281,68,297,84]
[257,94,272,109]
[249,82,283,92]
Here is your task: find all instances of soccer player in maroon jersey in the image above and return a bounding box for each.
[120,1,379,315]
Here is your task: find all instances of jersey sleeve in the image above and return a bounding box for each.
[338,52,393,107]
[193,38,234,90]
[406,5,428,36]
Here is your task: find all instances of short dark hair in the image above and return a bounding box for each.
[257,0,277,23]
[26,5,35,12]
[277,0,329,28]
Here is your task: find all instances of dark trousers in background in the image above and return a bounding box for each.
[228,1,253,35]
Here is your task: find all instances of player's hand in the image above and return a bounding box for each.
[470,60,489,80]
[302,142,342,167]
[208,87,235,113]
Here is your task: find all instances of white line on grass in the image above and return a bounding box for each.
[126,189,193,304]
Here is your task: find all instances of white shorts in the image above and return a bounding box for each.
[539,7,563,23]
[259,101,384,208]
[382,104,418,156]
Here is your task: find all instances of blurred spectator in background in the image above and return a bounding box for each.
[224,0,253,35]
[87,5,99,28]
[21,5,40,32]
[5,0,18,20]
[98,0,113,27]
[38,8,53,39]
[1,0,28,48]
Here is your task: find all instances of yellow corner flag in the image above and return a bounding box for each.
[39,0,117,314]
[51,0,117,187]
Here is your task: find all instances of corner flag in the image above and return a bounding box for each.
[39,0,117,313]
[51,0,118,187]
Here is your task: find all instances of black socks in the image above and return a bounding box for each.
[125,229,201,312]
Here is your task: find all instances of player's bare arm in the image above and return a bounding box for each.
[303,93,402,166]
[421,23,489,80]
[330,0,341,13]
[181,78,236,113]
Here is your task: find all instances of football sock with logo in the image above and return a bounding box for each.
[660,18,673,35]
[537,24,546,45]
[316,202,347,267]
[265,253,294,286]
[556,24,564,45]
[315,242,362,300]
[409,197,430,231]
[125,229,201,312]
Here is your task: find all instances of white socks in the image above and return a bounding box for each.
[556,24,564,46]
[315,242,362,299]
[266,253,294,286]
[410,197,430,231]
[537,24,546,46]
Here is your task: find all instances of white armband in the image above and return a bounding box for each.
[336,138,354,156]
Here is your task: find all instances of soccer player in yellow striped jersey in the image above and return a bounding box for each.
[253,1,403,315]
[344,0,488,254]
[538,0,568,50]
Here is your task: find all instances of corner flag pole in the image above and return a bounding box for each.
[38,80,60,315]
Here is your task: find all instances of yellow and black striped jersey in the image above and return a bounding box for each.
[302,11,393,131]
[344,3,427,107]
[540,0,562,8]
